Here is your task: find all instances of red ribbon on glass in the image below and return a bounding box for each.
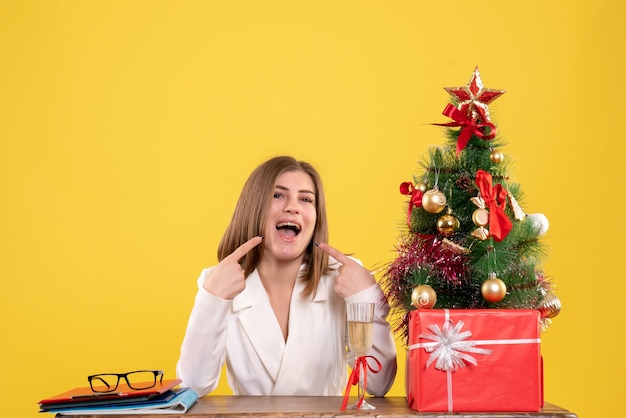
[340,355,382,411]
[475,170,512,242]
[400,182,423,228]
[434,103,497,157]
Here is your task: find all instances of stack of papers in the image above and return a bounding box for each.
[38,379,199,415]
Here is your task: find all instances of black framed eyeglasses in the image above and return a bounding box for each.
[88,370,164,393]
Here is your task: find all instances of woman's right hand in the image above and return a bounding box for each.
[202,236,263,300]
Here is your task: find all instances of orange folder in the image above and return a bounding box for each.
[39,378,182,410]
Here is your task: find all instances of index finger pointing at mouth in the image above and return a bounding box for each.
[228,236,264,262]
[316,242,354,266]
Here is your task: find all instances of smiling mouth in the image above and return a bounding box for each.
[276,222,301,237]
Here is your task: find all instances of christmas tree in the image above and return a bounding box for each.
[383,67,561,343]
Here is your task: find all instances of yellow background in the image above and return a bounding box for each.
[1,2,624,418]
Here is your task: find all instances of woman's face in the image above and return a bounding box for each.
[262,170,317,264]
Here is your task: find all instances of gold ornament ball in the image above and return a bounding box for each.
[411,285,437,309]
[538,293,561,319]
[416,181,428,193]
[490,150,505,164]
[421,189,447,214]
[437,214,460,236]
[481,277,507,303]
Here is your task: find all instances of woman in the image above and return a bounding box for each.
[176,155,397,397]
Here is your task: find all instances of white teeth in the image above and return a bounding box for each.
[276,222,301,231]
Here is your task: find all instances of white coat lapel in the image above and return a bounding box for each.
[234,271,285,383]
[270,275,331,395]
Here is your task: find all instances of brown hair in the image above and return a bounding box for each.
[217,155,330,297]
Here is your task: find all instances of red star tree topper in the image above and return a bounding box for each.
[444,66,505,122]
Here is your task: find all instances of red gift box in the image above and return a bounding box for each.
[406,309,543,412]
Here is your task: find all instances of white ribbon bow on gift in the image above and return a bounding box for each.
[419,319,493,372]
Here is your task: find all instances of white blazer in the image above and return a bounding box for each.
[176,261,397,397]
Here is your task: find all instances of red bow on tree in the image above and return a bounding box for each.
[400,182,423,229]
[475,170,512,242]
[434,103,497,157]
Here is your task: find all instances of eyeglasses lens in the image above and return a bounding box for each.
[125,371,160,390]
[90,374,120,392]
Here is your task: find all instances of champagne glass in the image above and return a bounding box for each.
[347,302,375,410]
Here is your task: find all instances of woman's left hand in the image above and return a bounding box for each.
[316,242,376,298]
